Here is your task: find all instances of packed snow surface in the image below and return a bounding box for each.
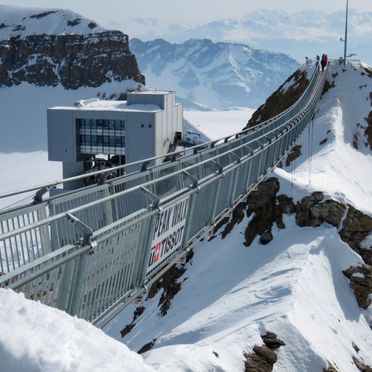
[0,289,154,372]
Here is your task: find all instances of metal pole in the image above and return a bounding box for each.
[344,0,349,64]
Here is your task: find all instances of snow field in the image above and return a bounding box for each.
[0,289,154,372]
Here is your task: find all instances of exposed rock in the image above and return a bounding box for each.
[0,31,145,88]
[138,339,157,354]
[244,178,283,246]
[323,361,339,372]
[339,207,372,265]
[245,69,309,128]
[244,351,273,372]
[353,342,360,353]
[322,79,336,96]
[67,18,81,27]
[29,10,58,19]
[261,331,286,350]
[277,194,295,214]
[343,266,372,309]
[295,192,325,227]
[244,332,285,372]
[365,111,372,149]
[285,144,301,167]
[253,346,277,365]
[363,67,372,78]
[353,356,372,372]
[220,200,248,239]
[260,230,273,245]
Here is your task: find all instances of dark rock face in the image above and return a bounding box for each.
[261,331,286,350]
[343,266,372,310]
[365,111,372,150]
[245,69,309,129]
[339,206,372,265]
[244,331,285,372]
[323,362,339,372]
[353,356,372,372]
[285,144,302,167]
[0,31,145,88]
[244,178,284,246]
[137,338,157,354]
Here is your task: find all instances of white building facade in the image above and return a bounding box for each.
[47,91,182,188]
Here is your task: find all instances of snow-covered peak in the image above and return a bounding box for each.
[0,4,106,40]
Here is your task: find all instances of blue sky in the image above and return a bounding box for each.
[5,0,372,23]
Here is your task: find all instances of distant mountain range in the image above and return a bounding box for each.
[130,38,299,110]
[109,9,372,65]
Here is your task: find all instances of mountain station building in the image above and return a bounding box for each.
[47,90,182,189]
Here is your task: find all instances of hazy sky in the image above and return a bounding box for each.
[5,0,372,24]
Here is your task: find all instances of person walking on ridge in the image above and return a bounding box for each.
[321,54,326,71]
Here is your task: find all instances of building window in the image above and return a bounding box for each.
[77,118,126,155]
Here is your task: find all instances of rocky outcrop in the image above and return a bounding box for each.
[285,144,302,167]
[0,31,145,88]
[244,178,284,246]
[222,178,372,268]
[353,356,372,372]
[343,266,372,310]
[244,332,285,372]
[365,111,372,150]
[138,339,157,354]
[323,362,339,372]
[245,69,309,128]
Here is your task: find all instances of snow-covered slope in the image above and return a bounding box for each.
[277,62,372,213]
[103,63,372,371]
[130,38,300,110]
[0,5,105,39]
[0,289,154,372]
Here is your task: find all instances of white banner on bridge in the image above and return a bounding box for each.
[146,197,189,273]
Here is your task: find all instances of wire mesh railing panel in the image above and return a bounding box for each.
[213,168,237,217]
[149,163,185,199]
[0,204,50,273]
[185,181,219,241]
[77,218,149,321]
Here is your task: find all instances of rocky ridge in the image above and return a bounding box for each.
[0,6,144,89]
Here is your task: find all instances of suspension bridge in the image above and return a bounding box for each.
[0,65,326,327]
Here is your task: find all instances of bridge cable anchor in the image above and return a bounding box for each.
[65,212,94,247]
[182,170,199,189]
[140,186,160,210]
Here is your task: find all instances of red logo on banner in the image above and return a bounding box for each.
[153,242,161,263]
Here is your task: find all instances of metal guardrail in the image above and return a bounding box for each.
[0,65,326,325]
